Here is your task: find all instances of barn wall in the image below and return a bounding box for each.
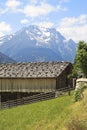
[56,71,67,89]
[56,64,72,89]
[0,78,56,92]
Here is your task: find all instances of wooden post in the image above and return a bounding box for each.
[0,94,1,109]
[68,85,71,96]
[73,78,76,89]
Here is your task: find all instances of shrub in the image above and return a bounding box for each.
[74,85,87,102]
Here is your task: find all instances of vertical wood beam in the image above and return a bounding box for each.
[0,93,1,108]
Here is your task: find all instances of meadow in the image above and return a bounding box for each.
[0,91,87,130]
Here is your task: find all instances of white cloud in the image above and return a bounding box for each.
[56,5,68,11]
[58,14,87,42]
[6,0,21,8]
[0,22,11,32]
[23,2,55,17]
[20,19,29,24]
[23,2,66,18]
[35,21,54,28]
[0,22,12,37]
[0,8,8,14]
[0,1,67,17]
[5,0,21,12]
[59,15,87,27]
[0,0,21,14]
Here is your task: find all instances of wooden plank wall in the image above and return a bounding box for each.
[0,78,56,92]
[56,71,67,89]
[56,64,73,89]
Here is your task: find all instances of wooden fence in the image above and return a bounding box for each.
[0,87,74,110]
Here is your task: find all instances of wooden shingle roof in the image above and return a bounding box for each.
[0,62,72,78]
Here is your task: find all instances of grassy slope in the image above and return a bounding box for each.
[0,91,87,130]
[66,90,87,130]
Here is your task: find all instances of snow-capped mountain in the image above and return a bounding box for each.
[0,25,77,62]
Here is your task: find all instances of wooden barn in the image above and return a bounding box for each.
[0,62,72,102]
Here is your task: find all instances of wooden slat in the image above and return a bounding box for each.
[0,87,74,110]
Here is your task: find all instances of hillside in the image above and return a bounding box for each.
[0,52,16,63]
[0,93,72,130]
[0,91,87,130]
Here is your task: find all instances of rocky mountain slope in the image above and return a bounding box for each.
[0,25,77,62]
[0,52,15,63]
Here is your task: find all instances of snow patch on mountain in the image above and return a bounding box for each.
[0,25,77,62]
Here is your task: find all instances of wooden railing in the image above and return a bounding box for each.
[0,87,74,110]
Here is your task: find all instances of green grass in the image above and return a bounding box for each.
[0,91,87,130]
[0,93,73,130]
[66,89,87,130]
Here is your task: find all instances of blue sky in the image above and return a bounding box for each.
[0,0,87,42]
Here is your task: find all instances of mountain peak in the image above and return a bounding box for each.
[0,25,77,62]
